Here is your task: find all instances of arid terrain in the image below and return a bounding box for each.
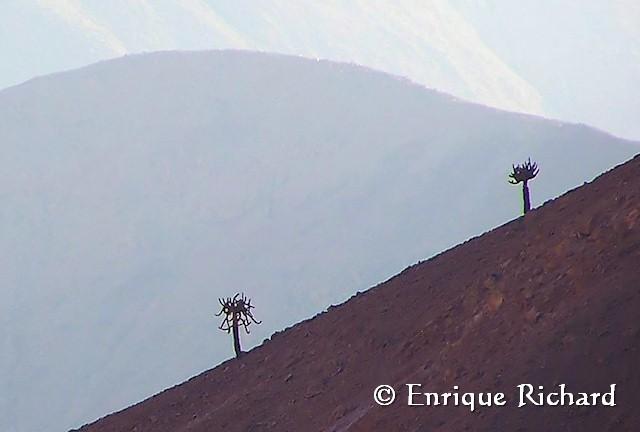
[76,154,640,431]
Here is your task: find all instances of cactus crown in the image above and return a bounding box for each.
[215,293,261,334]
[509,158,539,184]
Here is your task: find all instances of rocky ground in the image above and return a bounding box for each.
[75,154,640,431]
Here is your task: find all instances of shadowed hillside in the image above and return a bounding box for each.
[76,154,640,431]
[3,50,638,431]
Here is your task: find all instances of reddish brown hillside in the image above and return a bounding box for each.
[76,154,640,432]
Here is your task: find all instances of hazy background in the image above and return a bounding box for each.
[1,0,639,139]
[2,50,637,432]
[1,2,639,432]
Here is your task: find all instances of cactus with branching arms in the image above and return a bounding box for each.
[216,293,261,358]
[509,158,539,215]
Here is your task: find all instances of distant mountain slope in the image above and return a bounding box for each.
[76,154,640,432]
[450,0,640,140]
[0,50,637,432]
[4,1,640,139]
[1,0,543,114]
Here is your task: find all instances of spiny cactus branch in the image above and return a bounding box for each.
[216,293,261,358]
[508,158,539,184]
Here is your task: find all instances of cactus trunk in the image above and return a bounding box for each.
[522,181,531,214]
[232,313,242,358]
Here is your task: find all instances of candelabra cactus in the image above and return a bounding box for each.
[509,158,539,215]
[216,293,261,358]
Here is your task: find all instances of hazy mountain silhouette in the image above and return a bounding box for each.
[4,1,640,138]
[1,50,637,432]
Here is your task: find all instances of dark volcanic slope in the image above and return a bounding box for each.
[77,154,640,431]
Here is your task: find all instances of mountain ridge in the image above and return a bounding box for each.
[4,1,639,139]
[3,49,636,145]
